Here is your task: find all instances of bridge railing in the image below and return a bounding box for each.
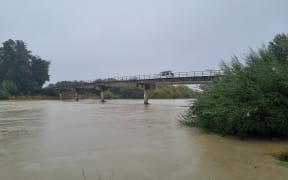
[52,70,222,88]
[109,70,222,81]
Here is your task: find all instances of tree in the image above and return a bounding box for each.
[268,33,288,63]
[182,33,288,137]
[30,55,50,92]
[0,39,50,95]
[0,88,9,100]
[1,80,17,95]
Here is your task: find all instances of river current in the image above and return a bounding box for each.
[0,99,287,180]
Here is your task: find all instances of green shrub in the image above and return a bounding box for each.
[0,88,10,100]
[182,33,288,137]
[1,80,17,95]
[150,85,199,99]
[276,152,288,162]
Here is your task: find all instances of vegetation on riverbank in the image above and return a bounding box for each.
[181,33,288,137]
[276,152,288,162]
[268,150,288,163]
[0,39,50,100]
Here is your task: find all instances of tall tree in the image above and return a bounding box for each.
[30,55,50,92]
[0,39,50,95]
[268,33,288,63]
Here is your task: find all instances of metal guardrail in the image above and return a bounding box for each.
[89,70,222,82]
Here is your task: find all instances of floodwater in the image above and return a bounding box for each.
[0,99,287,180]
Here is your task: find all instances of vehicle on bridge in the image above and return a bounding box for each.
[129,76,138,80]
[160,70,174,78]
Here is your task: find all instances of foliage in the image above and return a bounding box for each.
[1,80,17,95]
[150,85,200,99]
[116,87,143,98]
[0,88,10,100]
[0,39,50,96]
[182,33,288,137]
[104,90,121,99]
[276,152,288,162]
[30,55,50,90]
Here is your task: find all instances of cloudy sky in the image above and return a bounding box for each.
[1,0,287,83]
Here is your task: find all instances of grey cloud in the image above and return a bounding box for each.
[0,0,287,82]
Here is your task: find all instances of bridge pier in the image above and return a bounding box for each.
[100,88,105,102]
[74,91,79,101]
[95,86,106,102]
[144,89,149,105]
[143,84,152,105]
[59,93,63,100]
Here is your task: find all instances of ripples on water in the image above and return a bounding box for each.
[0,99,287,180]
[0,101,44,140]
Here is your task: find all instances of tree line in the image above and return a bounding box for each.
[0,39,50,99]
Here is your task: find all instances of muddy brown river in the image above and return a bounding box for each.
[0,99,287,180]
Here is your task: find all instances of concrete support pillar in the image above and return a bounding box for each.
[74,89,79,101]
[144,89,149,105]
[100,88,105,102]
[143,84,151,105]
[59,93,63,100]
[75,91,79,101]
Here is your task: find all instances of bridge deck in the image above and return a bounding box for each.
[52,70,221,90]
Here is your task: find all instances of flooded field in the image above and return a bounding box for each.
[0,99,287,180]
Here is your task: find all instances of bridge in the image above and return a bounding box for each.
[51,70,221,104]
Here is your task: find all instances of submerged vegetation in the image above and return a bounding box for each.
[276,152,288,162]
[181,33,288,137]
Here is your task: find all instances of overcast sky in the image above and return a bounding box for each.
[1,0,287,83]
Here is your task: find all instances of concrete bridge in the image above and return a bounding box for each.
[51,70,221,104]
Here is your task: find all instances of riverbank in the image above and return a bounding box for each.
[9,95,58,100]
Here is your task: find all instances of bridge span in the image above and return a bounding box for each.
[51,70,221,104]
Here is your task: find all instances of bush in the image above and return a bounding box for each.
[0,88,10,100]
[150,85,199,99]
[182,33,288,137]
[1,80,17,95]
[276,152,288,162]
